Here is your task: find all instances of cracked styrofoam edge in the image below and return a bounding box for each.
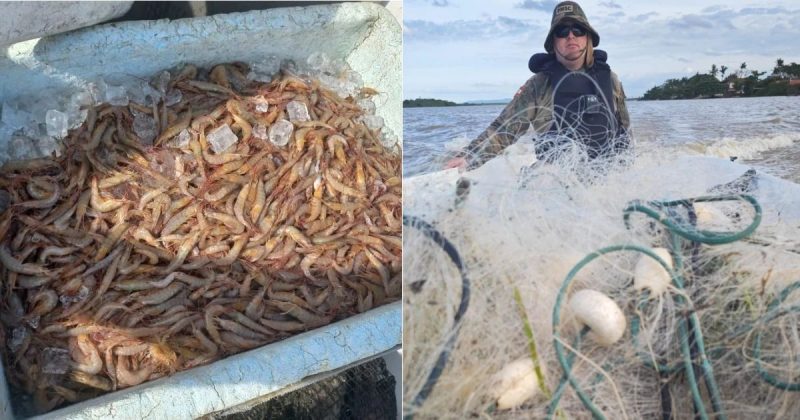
[30,302,400,420]
[0,2,400,138]
[345,4,402,147]
[0,2,132,47]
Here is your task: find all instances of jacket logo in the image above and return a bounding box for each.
[556,5,574,14]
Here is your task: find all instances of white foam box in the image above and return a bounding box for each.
[0,2,133,47]
[0,3,401,418]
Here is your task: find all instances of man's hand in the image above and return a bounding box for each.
[444,157,467,170]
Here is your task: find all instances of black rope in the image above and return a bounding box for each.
[403,214,471,419]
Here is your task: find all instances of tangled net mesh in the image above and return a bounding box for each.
[403,87,800,419]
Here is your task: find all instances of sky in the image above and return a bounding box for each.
[404,0,800,101]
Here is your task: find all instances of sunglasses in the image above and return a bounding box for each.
[554,25,587,38]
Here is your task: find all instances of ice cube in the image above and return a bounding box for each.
[76,285,89,302]
[280,59,298,75]
[0,120,11,137]
[307,52,330,71]
[268,119,294,147]
[127,81,150,105]
[253,123,268,140]
[145,84,164,105]
[130,82,163,106]
[286,101,310,122]
[171,128,191,148]
[105,84,129,106]
[247,71,270,83]
[67,107,88,130]
[70,91,93,107]
[357,98,376,115]
[319,74,340,93]
[361,115,384,131]
[36,136,61,157]
[41,347,70,375]
[45,110,69,138]
[30,96,59,123]
[165,89,182,106]
[348,71,364,89]
[248,56,281,82]
[8,327,29,352]
[255,98,269,113]
[9,135,36,160]
[133,112,157,145]
[207,124,238,153]
[58,285,89,306]
[329,59,349,75]
[1,103,31,129]
[154,71,171,94]
[21,121,44,141]
[382,128,399,147]
[87,79,107,104]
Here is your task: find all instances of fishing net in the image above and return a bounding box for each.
[403,76,800,419]
[207,356,398,420]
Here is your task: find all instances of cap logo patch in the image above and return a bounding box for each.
[556,4,574,14]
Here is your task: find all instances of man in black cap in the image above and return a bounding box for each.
[446,1,630,170]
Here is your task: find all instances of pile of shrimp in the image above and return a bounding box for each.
[0,62,401,414]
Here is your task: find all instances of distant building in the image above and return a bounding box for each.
[725,82,738,97]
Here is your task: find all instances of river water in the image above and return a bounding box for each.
[403,96,800,182]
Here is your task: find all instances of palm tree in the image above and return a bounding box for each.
[775,58,785,78]
[720,65,728,80]
[710,64,718,79]
[739,62,747,78]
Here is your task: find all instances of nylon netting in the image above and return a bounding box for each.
[403,82,800,419]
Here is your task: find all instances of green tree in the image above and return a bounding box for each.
[403,98,459,107]
[644,57,798,100]
[642,73,724,99]
[773,58,786,77]
[784,62,800,77]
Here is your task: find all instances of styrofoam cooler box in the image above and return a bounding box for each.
[0,2,133,47]
[0,3,401,418]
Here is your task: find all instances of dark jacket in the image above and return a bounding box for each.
[460,50,630,169]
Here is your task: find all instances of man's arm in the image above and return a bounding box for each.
[611,71,632,151]
[455,75,541,169]
[611,72,630,133]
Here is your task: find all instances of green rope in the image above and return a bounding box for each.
[550,194,763,418]
[550,245,713,419]
[622,194,762,245]
[546,327,589,419]
[630,293,683,374]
